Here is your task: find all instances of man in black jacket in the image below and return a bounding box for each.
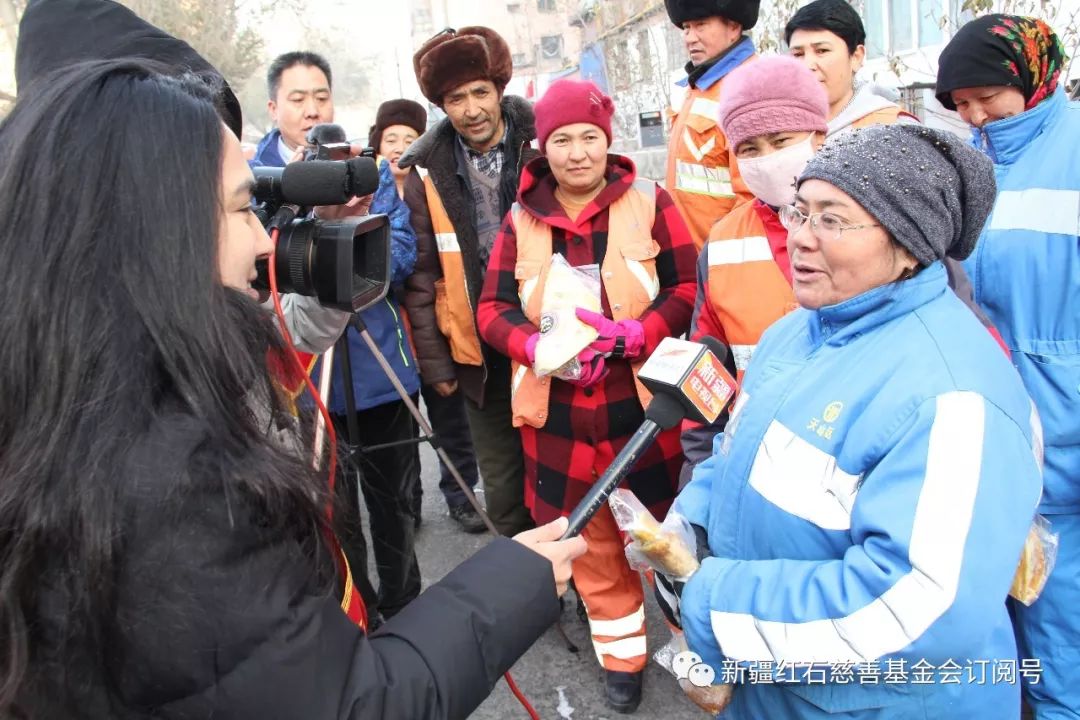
[401,27,537,538]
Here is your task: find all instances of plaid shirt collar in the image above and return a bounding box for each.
[457,115,510,179]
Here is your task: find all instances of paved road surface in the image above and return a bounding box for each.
[410,439,710,720]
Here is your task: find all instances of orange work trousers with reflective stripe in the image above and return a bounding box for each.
[575,503,648,672]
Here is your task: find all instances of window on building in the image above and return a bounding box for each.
[537,0,556,11]
[863,0,952,57]
[890,0,915,52]
[540,35,563,61]
[512,52,531,67]
[412,8,433,35]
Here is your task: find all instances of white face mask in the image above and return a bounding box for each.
[736,135,817,208]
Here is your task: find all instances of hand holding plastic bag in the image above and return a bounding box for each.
[531,256,602,378]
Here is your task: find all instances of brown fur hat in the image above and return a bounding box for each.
[368,99,428,150]
[664,0,761,29]
[413,26,513,106]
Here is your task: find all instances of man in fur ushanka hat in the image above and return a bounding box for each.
[399,27,538,541]
[663,0,760,251]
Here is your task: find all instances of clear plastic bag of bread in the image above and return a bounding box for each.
[654,630,735,716]
[1009,514,1059,606]
[610,488,699,581]
[532,256,601,380]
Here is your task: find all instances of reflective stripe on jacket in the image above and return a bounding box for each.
[417,167,485,367]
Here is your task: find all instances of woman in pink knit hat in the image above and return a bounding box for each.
[678,55,829,477]
[476,78,698,713]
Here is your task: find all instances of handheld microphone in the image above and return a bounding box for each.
[252,157,381,208]
[561,337,736,538]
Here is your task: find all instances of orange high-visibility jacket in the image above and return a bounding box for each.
[418,169,485,367]
[698,201,797,384]
[665,39,756,251]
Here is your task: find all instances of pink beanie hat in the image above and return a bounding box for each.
[534,78,615,149]
[718,55,828,150]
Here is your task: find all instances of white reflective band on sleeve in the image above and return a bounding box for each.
[690,97,721,119]
[588,606,646,638]
[675,160,733,197]
[747,421,861,531]
[592,635,648,664]
[730,344,755,371]
[988,188,1080,236]
[625,261,660,302]
[682,129,717,162]
[712,392,985,665]
[1030,400,1044,472]
[510,364,528,398]
[435,232,461,253]
[519,275,538,311]
[708,236,772,266]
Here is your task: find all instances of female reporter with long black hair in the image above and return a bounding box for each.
[0,59,585,719]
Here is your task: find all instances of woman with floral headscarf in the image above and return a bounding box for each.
[937,16,1079,720]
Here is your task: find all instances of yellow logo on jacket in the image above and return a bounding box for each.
[808,402,844,441]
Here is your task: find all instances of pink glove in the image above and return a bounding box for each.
[566,348,608,388]
[525,332,540,366]
[575,308,645,359]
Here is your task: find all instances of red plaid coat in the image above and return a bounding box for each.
[477,155,698,524]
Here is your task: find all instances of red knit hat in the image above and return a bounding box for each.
[534,78,615,149]
[717,55,828,150]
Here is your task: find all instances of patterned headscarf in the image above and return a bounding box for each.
[936,14,1067,111]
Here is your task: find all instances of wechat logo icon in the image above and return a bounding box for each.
[673,651,717,688]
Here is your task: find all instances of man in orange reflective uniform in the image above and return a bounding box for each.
[664,0,758,250]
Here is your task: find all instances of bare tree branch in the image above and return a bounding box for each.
[114,0,269,87]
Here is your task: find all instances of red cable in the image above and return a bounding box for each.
[504,671,542,720]
[268,227,538,718]
[266,228,337,506]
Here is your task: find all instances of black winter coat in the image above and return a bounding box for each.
[19,411,560,719]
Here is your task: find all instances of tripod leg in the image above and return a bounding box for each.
[352,321,498,534]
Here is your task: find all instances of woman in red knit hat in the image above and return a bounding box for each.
[477,78,697,714]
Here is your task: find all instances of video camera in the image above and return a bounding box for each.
[251,124,389,313]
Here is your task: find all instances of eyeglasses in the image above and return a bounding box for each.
[779,204,881,242]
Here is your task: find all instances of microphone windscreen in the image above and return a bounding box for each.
[279,160,350,206]
[645,392,687,431]
[699,336,729,365]
[346,157,381,197]
[306,123,347,145]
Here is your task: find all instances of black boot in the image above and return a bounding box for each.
[604,670,643,714]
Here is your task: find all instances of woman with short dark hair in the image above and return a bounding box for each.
[785,0,917,136]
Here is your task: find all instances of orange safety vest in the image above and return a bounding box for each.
[705,203,797,384]
[665,56,756,251]
[417,168,485,367]
[509,178,660,429]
